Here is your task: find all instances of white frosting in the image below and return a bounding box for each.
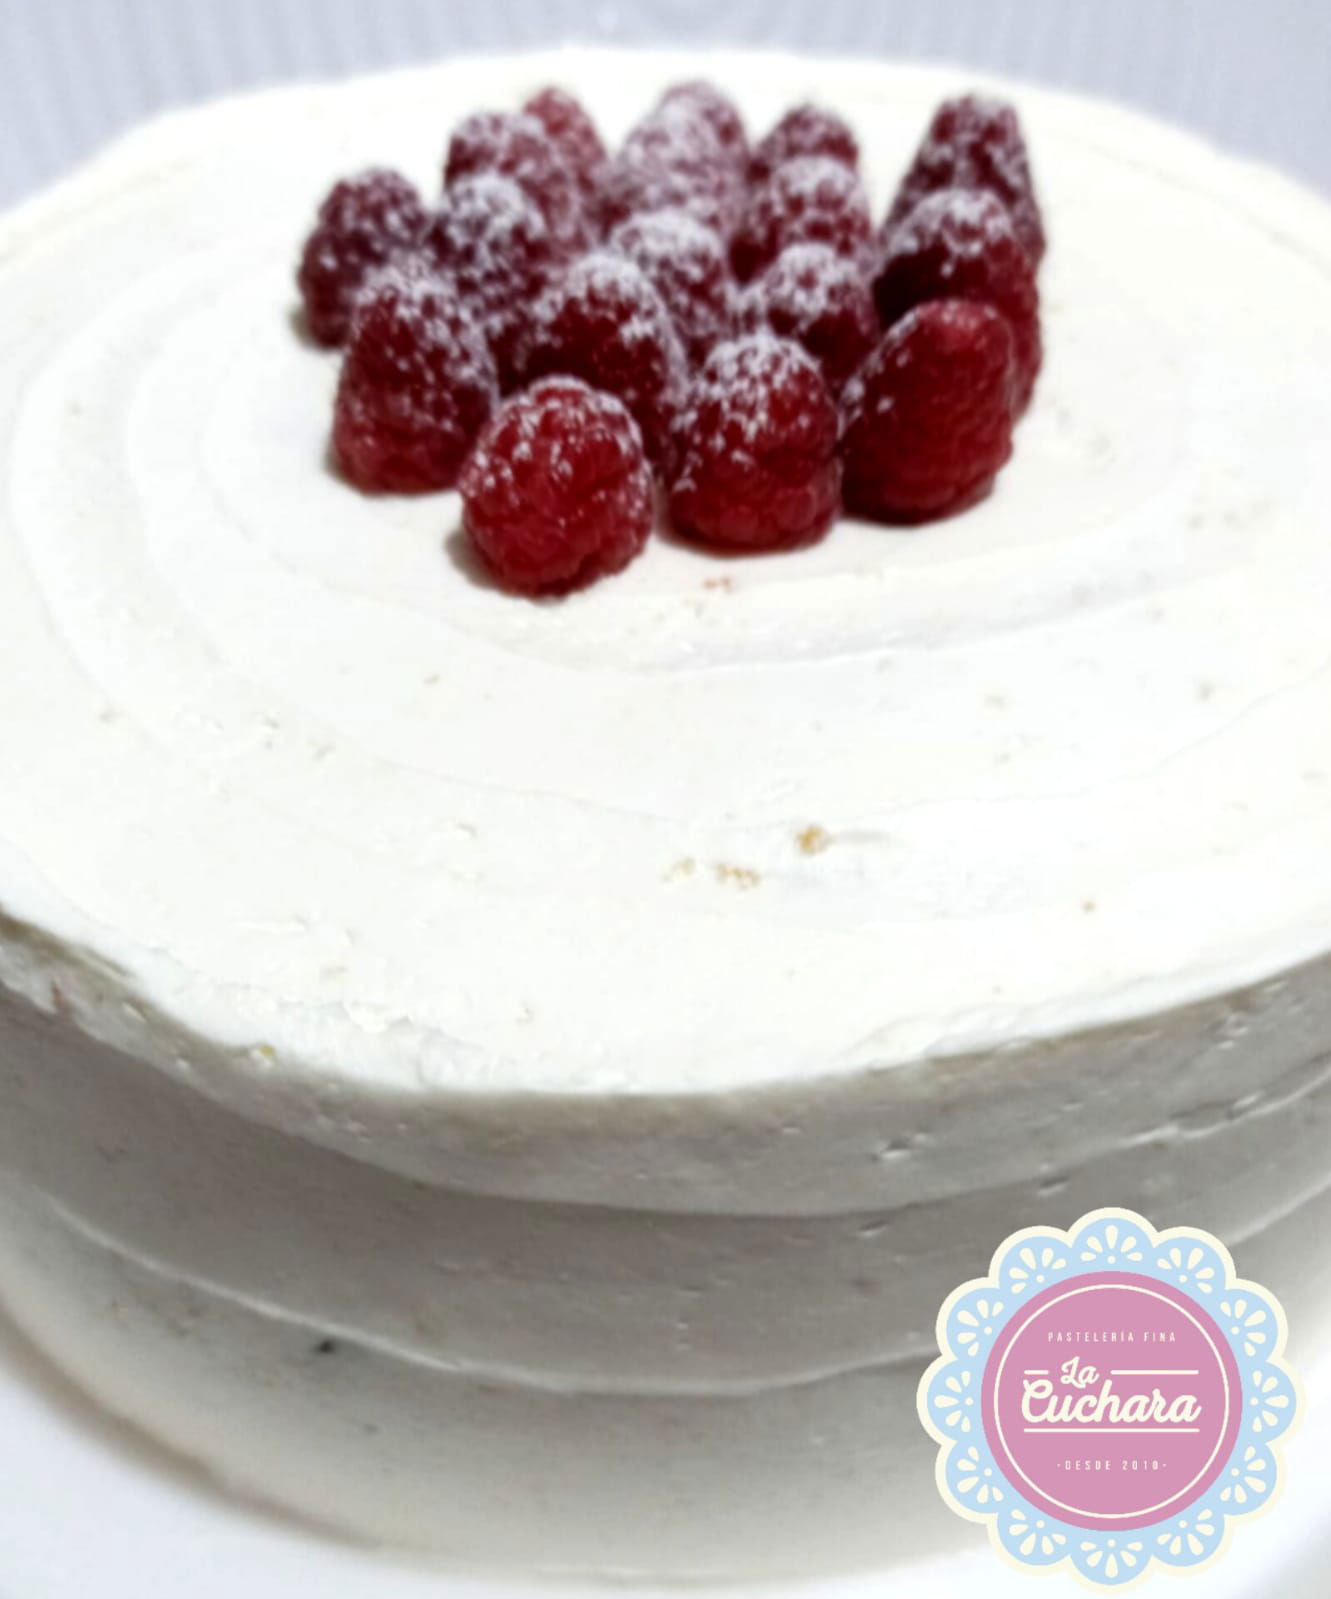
[3,45,1331,1576]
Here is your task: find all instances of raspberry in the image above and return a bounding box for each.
[297,169,429,346]
[333,261,497,494]
[522,251,688,465]
[887,94,1045,265]
[749,105,860,186]
[873,188,1041,409]
[598,154,738,243]
[656,81,749,177]
[599,97,744,240]
[731,156,872,282]
[427,173,554,388]
[840,299,1017,522]
[523,87,607,207]
[608,209,734,365]
[738,242,878,392]
[444,110,590,255]
[669,335,841,552]
[461,378,654,595]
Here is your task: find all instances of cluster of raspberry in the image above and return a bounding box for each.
[299,81,1045,594]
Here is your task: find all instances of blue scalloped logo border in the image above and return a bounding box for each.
[918,1208,1300,1587]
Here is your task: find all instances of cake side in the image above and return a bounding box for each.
[4,953,1331,1575]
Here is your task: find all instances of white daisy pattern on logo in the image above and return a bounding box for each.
[950,1296,1003,1360]
[930,1366,977,1437]
[920,1208,1299,1586]
[1155,1507,1219,1561]
[1000,1507,1068,1564]
[1077,1536,1145,1584]
[1220,1294,1272,1357]
[1156,1241,1221,1295]
[1003,1241,1067,1295]
[948,1443,1006,1508]
[1078,1219,1145,1268]
[1247,1368,1296,1435]
[1219,1443,1272,1507]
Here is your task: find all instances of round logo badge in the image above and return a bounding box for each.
[919,1209,1299,1586]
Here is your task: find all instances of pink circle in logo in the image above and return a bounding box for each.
[981,1271,1242,1530]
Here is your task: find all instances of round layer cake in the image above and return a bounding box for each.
[2,45,1331,1578]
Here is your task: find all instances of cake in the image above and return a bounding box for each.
[2,44,1331,1579]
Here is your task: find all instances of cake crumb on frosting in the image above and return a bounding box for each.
[797,825,831,855]
[716,863,762,889]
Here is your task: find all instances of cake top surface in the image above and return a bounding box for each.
[2,46,1331,1124]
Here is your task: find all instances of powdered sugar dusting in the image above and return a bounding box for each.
[886,93,1046,264]
[749,105,859,186]
[466,376,644,499]
[732,155,873,281]
[756,243,860,318]
[318,167,429,244]
[536,250,683,354]
[351,260,496,395]
[445,109,590,254]
[523,250,687,462]
[599,94,745,239]
[334,259,497,492]
[873,181,1041,407]
[680,332,824,450]
[610,208,722,287]
[297,168,430,346]
[461,376,653,594]
[670,332,841,551]
[741,242,877,390]
[428,172,554,384]
[608,208,735,363]
[655,81,749,174]
[630,94,734,171]
[599,157,736,240]
[889,187,1015,261]
[523,87,607,205]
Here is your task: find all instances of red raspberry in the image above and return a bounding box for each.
[333,261,498,494]
[297,169,428,346]
[874,188,1041,409]
[427,173,554,388]
[738,242,878,392]
[461,378,654,595]
[656,81,749,177]
[444,110,590,255]
[608,209,734,365]
[749,105,860,186]
[887,94,1045,265]
[599,154,738,243]
[599,97,745,240]
[840,299,1017,522]
[522,251,688,465]
[523,87,607,207]
[731,156,872,282]
[669,335,841,552]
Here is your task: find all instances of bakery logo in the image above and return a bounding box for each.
[919,1209,1298,1586]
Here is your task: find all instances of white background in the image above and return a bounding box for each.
[1,0,1329,210]
[1,2,1330,1595]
